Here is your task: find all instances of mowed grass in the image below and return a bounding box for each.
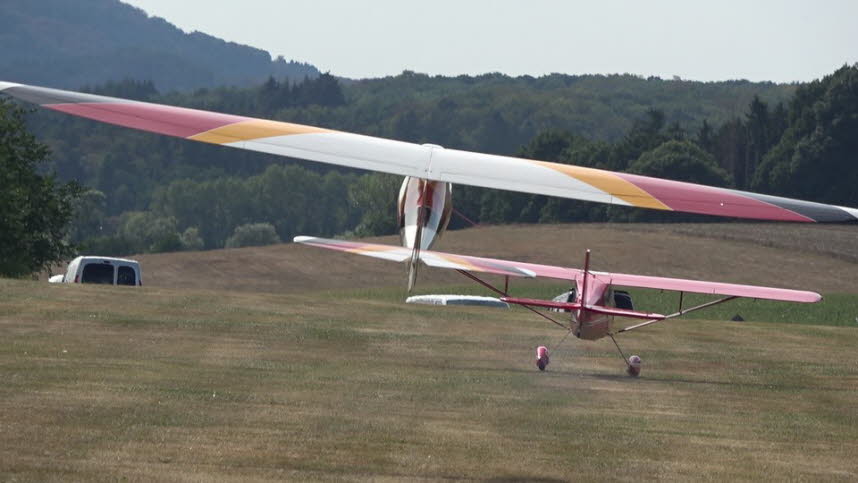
[2,278,858,481]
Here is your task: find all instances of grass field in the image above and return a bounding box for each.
[6,223,858,480]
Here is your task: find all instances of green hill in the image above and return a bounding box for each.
[0,0,319,91]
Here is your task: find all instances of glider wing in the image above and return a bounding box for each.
[2,81,857,222]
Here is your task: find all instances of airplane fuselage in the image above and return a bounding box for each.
[572,276,614,340]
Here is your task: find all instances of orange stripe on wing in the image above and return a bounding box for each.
[189,119,331,144]
[435,253,484,272]
[531,160,671,210]
[435,253,529,276]
[347,244,404,255]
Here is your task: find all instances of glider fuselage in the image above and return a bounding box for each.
[397,176,452,250]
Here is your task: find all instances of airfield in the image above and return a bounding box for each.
[2,223,857,480]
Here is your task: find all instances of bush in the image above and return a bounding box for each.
[224,223,281,248]
[180,227,205,251]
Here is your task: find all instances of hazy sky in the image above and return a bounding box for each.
[122,0,857,82]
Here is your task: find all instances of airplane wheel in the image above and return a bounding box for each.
[626,355,641,377]
[536,346,549,371]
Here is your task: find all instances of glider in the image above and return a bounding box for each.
[294,235,821,376]
[1,81,857,226]
[2,80,855,288]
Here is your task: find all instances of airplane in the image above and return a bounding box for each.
[1,81,857,289]
[293,235,821,376]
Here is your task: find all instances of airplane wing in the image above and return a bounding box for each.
[2,80,858,223]
[294,236,822,303]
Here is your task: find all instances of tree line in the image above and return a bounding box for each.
[4,65,856,270]
[476,64,858,225]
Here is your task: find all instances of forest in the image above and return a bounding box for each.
[21,64,858,255]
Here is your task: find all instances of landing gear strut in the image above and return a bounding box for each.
[609,333,642,377]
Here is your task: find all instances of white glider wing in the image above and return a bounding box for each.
[2,81,858,222]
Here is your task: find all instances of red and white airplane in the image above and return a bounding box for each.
[293,235,821,376]
[0,81,840,374]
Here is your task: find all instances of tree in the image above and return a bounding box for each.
[619,140,731,222]
[116,211,181,253]
[696,119,715,155]
[609,108,670,171]
[753,64,858,206]
[517,129,577,161]
[628,140,731,188]
[224,223,281,248]
[0,98,82,277]
[67,188,107,243]
[82,78,159,101]
[348,173,400,237]
[711,117,749,188]
[744,96,771,186]
[180,227,205,251]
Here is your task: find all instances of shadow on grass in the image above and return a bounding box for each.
[588,372,854,392]
[485,477,567,483]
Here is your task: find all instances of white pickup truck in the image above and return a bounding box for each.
[49,256,142,286]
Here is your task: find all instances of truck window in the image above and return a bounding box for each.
[117,266,136,286]
[81,263,114,284]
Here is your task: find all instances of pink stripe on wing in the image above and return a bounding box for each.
[47,102,250,139]
[615,173,813,222]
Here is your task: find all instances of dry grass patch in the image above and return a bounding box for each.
[92,222,858,296]
[2,277,858,480]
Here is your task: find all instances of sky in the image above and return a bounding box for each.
[121,0,858,82]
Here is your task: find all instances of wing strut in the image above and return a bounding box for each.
[617,295,739,333]
[456,269,569,330]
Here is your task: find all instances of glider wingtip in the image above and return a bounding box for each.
[0,81,21,92]
[795,292,823,303]
[835,205,858,221]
